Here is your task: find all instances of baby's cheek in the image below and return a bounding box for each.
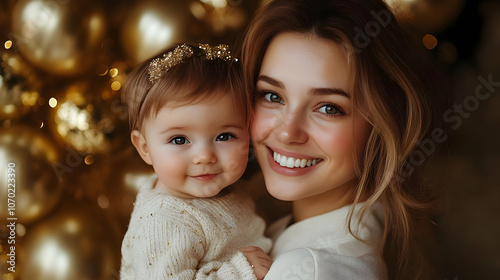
[251,112,272,142]
[226,158,246,176]
[224,142,249,172]
[224,152,248,184]
[158,160,187,184]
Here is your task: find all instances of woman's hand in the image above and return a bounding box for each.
[240,246,272,280]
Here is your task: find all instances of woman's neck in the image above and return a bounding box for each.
[292,181,356,223]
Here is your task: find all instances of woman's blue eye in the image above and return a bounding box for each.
[216,133,235,142]
[263,92,284,104]
[170,137,190,145]
[318,104,343,115]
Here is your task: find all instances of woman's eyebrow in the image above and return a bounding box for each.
[257,75,284,88]
[310,87,350,99]
[257,75,350,98]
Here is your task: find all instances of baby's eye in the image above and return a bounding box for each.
[263,92,284,104]
[169,137,190,145]
[318,104,344,115]
[216,133,235,142]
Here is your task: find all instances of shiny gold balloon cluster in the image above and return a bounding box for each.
[50,80,129,155]
[191,0,248,36]
[102,147,154,230]
[121,0,198,65]
[11,0,107,76]
[0,51,42,120]
[20,201,122,280]
[0,0,258,279]
[0,125,63,224]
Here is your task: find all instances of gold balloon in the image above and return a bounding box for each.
[11,0,107,76]
[191,1,247,36]
[103,147,154,229]
[0,51,42,120]
[20,201,122,280]
[387,0,465,34]
[121,0,197,65]
[49,79,128,155]
[0,125,63,224]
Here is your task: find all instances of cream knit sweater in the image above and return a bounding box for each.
[120,175,272,280]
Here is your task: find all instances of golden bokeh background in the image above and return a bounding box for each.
[0,0,499,279]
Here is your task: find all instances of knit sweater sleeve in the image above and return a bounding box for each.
[122,211,257,280]
[195,250,257,280]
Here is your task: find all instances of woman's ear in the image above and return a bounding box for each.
[131,130,153,165]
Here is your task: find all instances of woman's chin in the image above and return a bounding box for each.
[265,181,303,202]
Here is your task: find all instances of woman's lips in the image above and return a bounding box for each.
[266,147,322,176]
[273,151,321,168]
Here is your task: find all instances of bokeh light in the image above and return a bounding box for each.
[4,40,12,49]
[423,34,438,50]
[97,194,110,209]
[111,81,121,91]
[109,68,119,77]
[49,97,58,108]
[84,155,94,165]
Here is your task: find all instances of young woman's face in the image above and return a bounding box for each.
[251,32,371,207]
[140,94,249,198]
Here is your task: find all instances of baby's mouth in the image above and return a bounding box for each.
[190,172,221,181]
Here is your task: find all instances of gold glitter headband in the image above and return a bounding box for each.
[148,43,233,84]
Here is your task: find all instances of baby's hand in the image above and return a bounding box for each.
[240,246,272,280]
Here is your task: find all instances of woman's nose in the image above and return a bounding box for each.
[193,145,217,164]
[274,112,308,144]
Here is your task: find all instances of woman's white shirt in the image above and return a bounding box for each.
[264,203,387,280]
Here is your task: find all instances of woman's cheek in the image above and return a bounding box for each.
[313,125,355,156]
[353,119,372,154]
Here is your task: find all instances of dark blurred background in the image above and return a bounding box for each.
[0,0,498,279]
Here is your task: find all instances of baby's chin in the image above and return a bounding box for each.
[194,182,229,198]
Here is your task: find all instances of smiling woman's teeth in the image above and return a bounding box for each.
[273,152,319,168]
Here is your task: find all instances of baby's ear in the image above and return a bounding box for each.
[131,130,152,165]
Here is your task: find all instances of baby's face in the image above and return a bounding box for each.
[141,93,249,198]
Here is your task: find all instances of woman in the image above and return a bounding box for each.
[242,0,442,279]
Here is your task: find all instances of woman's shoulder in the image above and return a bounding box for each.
[265,246,387,280]
[266,214,292,241]
[270,202,384,257]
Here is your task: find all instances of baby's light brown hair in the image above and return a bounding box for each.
[122,44,250,132]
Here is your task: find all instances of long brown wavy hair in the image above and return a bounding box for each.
[242,0,444,278]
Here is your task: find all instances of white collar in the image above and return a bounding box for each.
[268,202,384,259]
